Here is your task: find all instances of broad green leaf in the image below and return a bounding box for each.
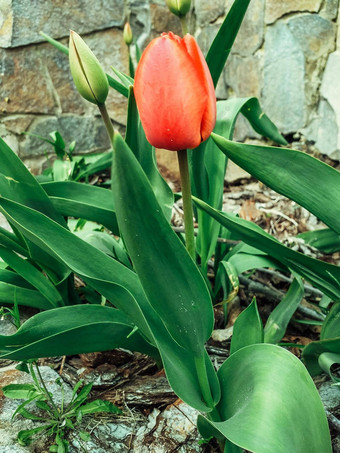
[198,344,331,453]
[321,302,340,340]
[0,139,69,279]
[42,181,119,234]
[211,134,340,236]
[74,229,131,269]
[318,352,340,382]
[2,384,40,400]
[39,32,129,97]
[0,268,34,288]
[206,0,251,87]
[0,305,157,360]
[303,336,340,376]
[111,66,134,87]
[0,282,54,309]
[112,133,214,356]
[0,226,29,256]
[0,197,219,412]
[193,197,340,300]
[0,139,65,226]
[192,98,286,273]
[52,159,75,181]
[126,87,173,221]
[264,277,305,344]
[230,298,263,354]
[0,196,153,340]
[0,245,63,307]
[298,228,340,254]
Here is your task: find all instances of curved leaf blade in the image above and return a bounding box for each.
[112,133,214,356]
[211,134,340,236]
[193,196,340,300]
[198,344,331,453]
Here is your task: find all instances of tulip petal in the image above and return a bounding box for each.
[134,33,215,151]
[183,35,216,141]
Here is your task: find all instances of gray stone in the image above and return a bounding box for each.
[265,0,322,24]
[20,115,110,158]
[318,380,340,411]
[262,21,306,134]
[306,51,340,159]
[225,52,263,98]
[287,14,335,60]
[320,0,339,20]
[194,0,225,26]
[305,99,339,158]
[0,0,126,48]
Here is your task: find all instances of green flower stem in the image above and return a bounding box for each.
[180,16,189,35]
[177,149,196,261]
[98,103,114,145]
[194,355,215,409]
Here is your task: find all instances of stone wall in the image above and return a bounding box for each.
[0,0,339,174]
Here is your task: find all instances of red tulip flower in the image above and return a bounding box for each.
[134,32,216,151]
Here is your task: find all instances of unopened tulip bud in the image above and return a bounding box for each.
[69,30,109,105]
[123,22,133,46]
[165,0,191,17]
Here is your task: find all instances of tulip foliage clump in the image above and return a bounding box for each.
[0,0,339,451]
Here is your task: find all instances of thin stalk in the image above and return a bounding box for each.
[98,103,114,144]
[177,149,195,260]
[35,363,60,419]
[180,16,188,35]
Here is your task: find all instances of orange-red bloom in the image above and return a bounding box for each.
[134,32,216,151]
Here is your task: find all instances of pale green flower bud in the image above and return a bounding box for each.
[165,0,191,17]
[69,30,109,105]
[123,22,133,46]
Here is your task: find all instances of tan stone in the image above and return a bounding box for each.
[0,46,56,114]
[265,0,322,24]
[226,160,251,184]
[2,115,35,134]
[150,4,182,37]
[2,0,125,48]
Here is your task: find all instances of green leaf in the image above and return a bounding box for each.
[78,431,91,442]
[112,133,214,356]
[42,181,119,234]
[298,228,340,254]
[0,196,153,340]
[192,98,286,273]
[126,87,173,221]
[0,305,157,360]
[318,352,340,382]
[303,337,340,376]
[52,159,75,181]
[2,384,40,400]
[230,298,263,355]
[77,399,121,415]
[0,245,63,307]
[321,302,340,340]
[198,344,331,453]
[211,134,340,236]
[18,426,49,446]
[206,0,251,87]
[193,197,340,300]
[0,199,219,412]
[75,151,112,181]
[0,282,53,309]
[264,277,305,344]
